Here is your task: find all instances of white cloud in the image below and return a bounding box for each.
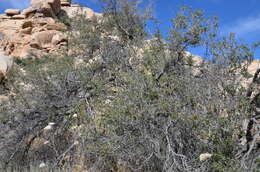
[0,0,29,10]
[221,14,260,37]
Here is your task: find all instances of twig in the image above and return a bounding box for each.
[242,130,260,162]
[53,141,78,168]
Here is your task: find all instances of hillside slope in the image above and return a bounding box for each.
[0,0,259,171]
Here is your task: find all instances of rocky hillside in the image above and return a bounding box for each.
[0,0,259,171]
[0,0,100,58]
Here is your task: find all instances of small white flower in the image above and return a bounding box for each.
[105,99,112,104]
[39,162,46,168]
[44,125,52,130]
[240,137,247,146]
[43,122,55,131]
[199,153,213,161]
[44,141,49,145]
[72,113,78,118]
[74,141,79,145]
[70,125,79,131]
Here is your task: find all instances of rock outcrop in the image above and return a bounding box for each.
[5,9,20,16]
[0,18,67,58]
[0,50,13,82]
[0,0,100,59]
[61,0,71,6]
[61,5,102,19]
[30,0,61,18]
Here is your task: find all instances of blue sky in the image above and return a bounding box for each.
[0,0,260,58]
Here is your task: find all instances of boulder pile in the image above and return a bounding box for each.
[0,0,100,59]
[61,0,71,6]
[0,49,13,83]
[4,9,21,17]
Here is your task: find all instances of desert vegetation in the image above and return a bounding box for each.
[0,0,260,171]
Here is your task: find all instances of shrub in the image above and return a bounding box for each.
[0,1,259,171]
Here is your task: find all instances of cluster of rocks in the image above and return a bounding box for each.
[61,0,71,6]
[0,0,100,59]
[0,49,12,84]
[1,0,64,20]
[0,0,101,83]
[1,9,24,19]
[0,18,68,58]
